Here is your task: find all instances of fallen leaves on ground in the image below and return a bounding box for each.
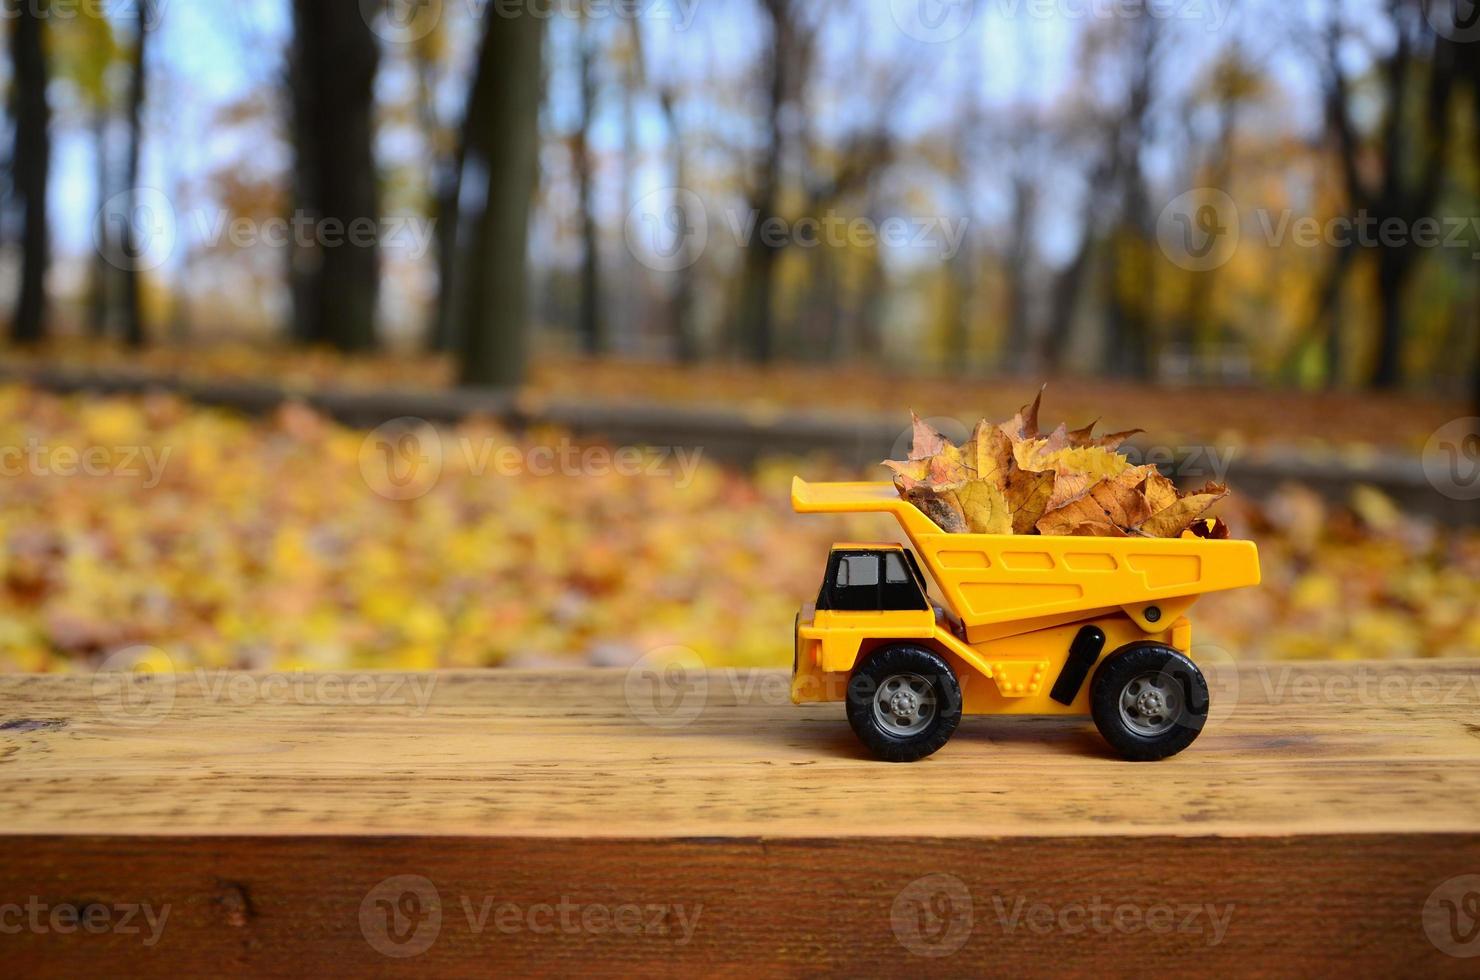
[0,387,1472,673]
[886,393,1228,537]
[1,340,1462,454]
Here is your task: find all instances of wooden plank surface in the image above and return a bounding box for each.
[3,662,1480,975]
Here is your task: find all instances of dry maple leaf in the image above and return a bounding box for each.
[885,394,1230,539]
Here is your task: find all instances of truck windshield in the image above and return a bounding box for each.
[818,550,928,612]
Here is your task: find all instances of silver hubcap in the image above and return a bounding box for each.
[1118,670,1181,736]
[873,673,937,736]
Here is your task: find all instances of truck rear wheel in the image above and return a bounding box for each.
[1090,643,1209,761]
[846,646,962,762]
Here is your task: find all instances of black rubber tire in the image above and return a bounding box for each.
[846,646,962,763]
[1090,643,1209,761]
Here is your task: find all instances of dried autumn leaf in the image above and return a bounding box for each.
[961,420,1055,532]
[904,486,968,533]
[1066,418,1144,451]
[997,386,1045,442]
[886,393,1232,540]
[1034,467,1143,536]
[1140,467,1181,515]
[1137,483,1230,538]
[905,411,949,460]
[1187,517,1231,540]
[1020,441,1131,511]
[955,480,1013,535]
[1090,465,1159,529]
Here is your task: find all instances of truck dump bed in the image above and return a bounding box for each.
[793,478,1261,629]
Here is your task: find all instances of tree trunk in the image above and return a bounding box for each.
[89,110,111,338]
[659,94,697,363]
[854,235,885,363]
[1473,43,1480,415]
[1103,230,1153,379]
[1370,248,1409,390]
[736,4,789,365]
[451,13,544,387]
[288,0,380,352]
[428,103,464,355]
[738,236,780,364]
[943,239,973,373]
[1041,227,1093,374]
[573,18,603,356]
[1318,242,1355,387]
[9,1,50,344]
[121,9,149,348]
[1003,174,1034,372]
[413,38,459,354]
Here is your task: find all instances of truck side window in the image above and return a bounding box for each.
[881,550,929,610]
[830,554,881,611]
[842,555,879,588]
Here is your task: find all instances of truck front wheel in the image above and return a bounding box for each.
[1090,643,1209,761]
[846,646,962,763]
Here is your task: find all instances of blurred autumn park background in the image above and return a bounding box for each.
[0,0,1477,675]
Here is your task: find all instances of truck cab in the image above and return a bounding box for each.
[815,545,930,613]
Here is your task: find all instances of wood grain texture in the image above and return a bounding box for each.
[2,662,1479,976]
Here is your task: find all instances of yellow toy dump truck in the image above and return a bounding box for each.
[791,478,1261,762]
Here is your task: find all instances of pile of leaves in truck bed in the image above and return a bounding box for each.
[886,392,1229,537]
